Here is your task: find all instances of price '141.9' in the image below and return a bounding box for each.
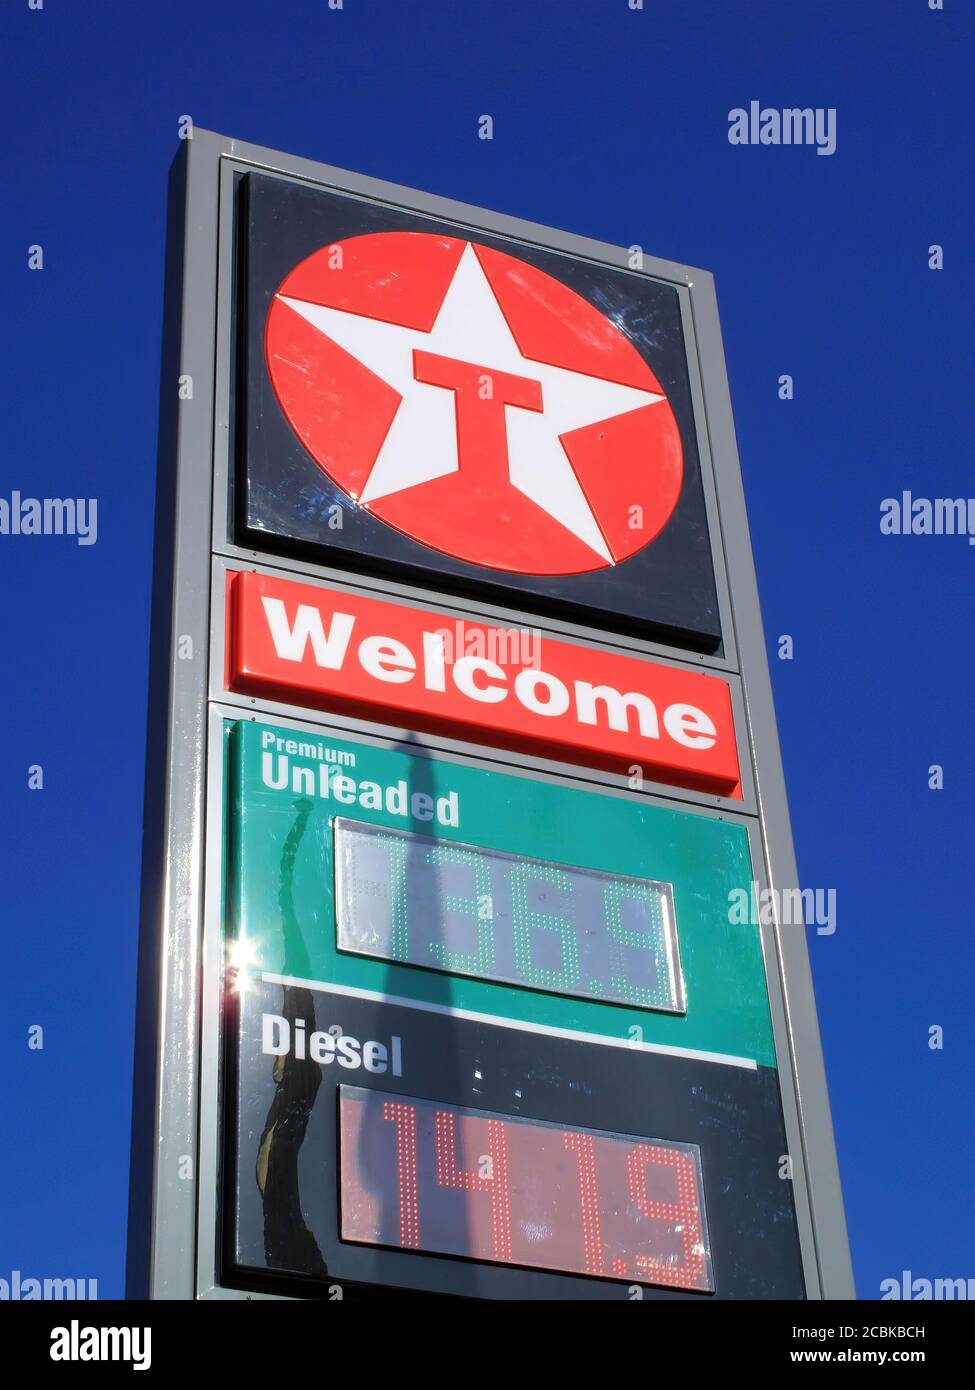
[339,1085,713,1291]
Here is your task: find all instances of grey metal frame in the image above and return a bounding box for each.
[130,128,854,1300]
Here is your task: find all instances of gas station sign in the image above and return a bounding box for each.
[131,131,853,1303]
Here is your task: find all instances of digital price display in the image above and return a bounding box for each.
[334,819,685,1013]
[225,720,807,1299]
[339,1085,712,1290]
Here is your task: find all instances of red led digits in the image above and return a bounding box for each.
[485,1121,513,1264]
[382,1101,420,1249]
[341,1087,712,1292]
[563,1131,604,1277]
[625,1143,707,1290]
[434,1110,513,1263]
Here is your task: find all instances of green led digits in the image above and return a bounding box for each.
[603,879,680,1010]
[510,862,580,991]
[334,819,685,1016]
[425,844,496,975]
[377,830,410,962]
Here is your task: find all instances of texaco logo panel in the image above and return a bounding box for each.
[239,173,721,650]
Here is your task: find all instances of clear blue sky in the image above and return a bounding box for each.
[1,0,972,1299]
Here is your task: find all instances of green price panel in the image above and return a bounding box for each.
[226,719,778,1067]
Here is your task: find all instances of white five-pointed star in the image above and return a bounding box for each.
[278,244,663,562]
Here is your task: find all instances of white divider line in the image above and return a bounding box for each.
[259,971,759,1071]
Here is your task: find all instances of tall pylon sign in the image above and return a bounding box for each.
[129,131,853,1301]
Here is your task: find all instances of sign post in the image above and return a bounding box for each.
[129,129,853,1300]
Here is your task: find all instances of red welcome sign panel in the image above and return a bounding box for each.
[225,570,742,798]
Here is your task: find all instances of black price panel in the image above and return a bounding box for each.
[226,978,802,1300]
